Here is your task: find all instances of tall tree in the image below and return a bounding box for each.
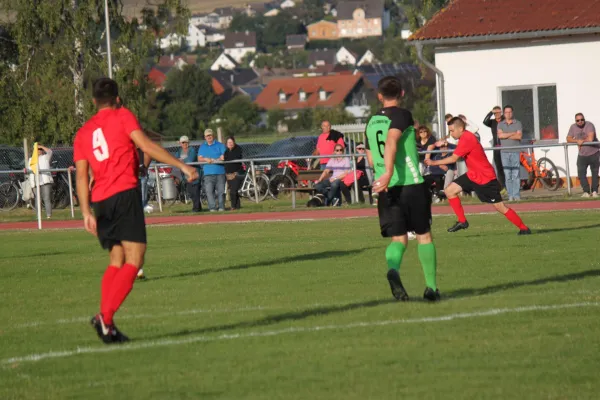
[0,0,189,146]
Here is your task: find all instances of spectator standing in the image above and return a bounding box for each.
[483,106,506,190]
[567,113,599,197]
[314,144,351,206]
[198,129,226,212]
[28,144,53,219]
[497,105,523,201]
[176,135,202,212]
[313,120,345,170]
[224,136,244,210]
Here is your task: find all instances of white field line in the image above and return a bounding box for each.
[13,306,272,329]
[4,302,598,364]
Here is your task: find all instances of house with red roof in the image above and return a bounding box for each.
[409,0,600,180]
[254,73,373,120]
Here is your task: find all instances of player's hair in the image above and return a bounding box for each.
[93,78,119,107]
[575,113,585,119]
[444,113,453,121]
[377,76,403,100]
[493,105,501,110]
[503,104,514,112]
[447,117,465,129]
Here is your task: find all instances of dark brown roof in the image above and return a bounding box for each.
[337,0,384,20]
[223,32,257,49]
[308,49,337,66]
[410,0,600,42]
[286,34,308,47]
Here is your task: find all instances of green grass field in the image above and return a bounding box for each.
[1,210,600,399]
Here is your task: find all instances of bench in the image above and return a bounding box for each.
[280,170,323,208]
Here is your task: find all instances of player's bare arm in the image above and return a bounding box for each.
[131,130,199,182]
[75,159,97,236]
[373,128,401,193]
[425,153,460,167]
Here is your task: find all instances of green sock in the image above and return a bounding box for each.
[418,243,437,290]
[385,242,406,271]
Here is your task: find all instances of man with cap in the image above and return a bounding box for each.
[176,135,202,212]
[197,129,227,211]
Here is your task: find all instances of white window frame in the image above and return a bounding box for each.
[299,90,306,102]
[497,83,558,142]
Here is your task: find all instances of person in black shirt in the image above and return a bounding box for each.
[340,142,371,203]
[223,137,243,210]
[483,106,506,189]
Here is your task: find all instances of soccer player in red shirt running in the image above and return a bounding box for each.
[425,117,531,235]
[74,78,199,344]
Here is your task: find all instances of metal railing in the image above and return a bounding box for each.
[1,141,597,230]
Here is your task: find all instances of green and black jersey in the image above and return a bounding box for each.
[365,106,423,187]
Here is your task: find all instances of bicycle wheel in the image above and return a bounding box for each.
[52,179,70,209]
[248,174,270,202]
[0,182,19,211]
[269,173,295,199]
[537,157,560,191]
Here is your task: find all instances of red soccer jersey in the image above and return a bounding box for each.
[73,107,141,202]
[454,130,497,185]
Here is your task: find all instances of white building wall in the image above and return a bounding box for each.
[434,35,600,179]
[225,47,256,63]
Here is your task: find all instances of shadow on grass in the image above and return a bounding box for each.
[143,297,395,341]
[0,251,73,260]
[461,223,600,238]
[147,247,377,281]
[448,269,600,299]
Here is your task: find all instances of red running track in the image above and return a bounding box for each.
[1,200,599,231]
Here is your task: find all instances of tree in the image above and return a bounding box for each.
[267,108,286,128]
[158,65,219,138]
[217,96,261,136]
[0,0,189,146]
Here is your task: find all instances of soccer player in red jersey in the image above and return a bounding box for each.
[425,117,531,235]
[73,78,199,344]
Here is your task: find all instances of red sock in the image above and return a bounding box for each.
[102,264,139,325]
[101,266,119,313]
[448,197,467,223]
[504,208,528,230]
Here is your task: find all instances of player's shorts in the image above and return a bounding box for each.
[93,187,147,250]
[454,174,502,204]
[377,183,432,237]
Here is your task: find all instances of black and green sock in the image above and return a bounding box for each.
[418,242,437,290]
[385,242,406,271]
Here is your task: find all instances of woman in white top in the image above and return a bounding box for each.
[28,145,53,218]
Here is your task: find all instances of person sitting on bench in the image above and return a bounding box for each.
[314,144,351,206]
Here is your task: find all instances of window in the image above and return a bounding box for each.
[279,91,287,103]
[299,90,306,101]
[319,89,327,101]
[499,84,558,141]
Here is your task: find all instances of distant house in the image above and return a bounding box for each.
[356,50,376,66]
[264,8,280,17]
[308,49,337,68]
[223,31,257,63]
[238,85,266,101]
[400,23,413,39]
[211,53,239,71]
[186,24,207,49]
[337,0,389,39]
[336,46,358,65]
[307,20,339,41]
[158,33,182,50]
[157,54,192,70]
[147,66,170,90]
[254,73,372,120]
[286,34,308,51]
[280,0,296,9]
[209,68,260,102]
[212,7,237,29]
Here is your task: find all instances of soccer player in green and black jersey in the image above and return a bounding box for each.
[366,76,439,302]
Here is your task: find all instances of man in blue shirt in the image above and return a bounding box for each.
[198,129,226,211]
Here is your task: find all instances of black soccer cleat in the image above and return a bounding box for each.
[447,221,469,233]
[518,228,532,235]
[112,323,130,343]
[423,287,441,302]
[386,269,409,301]
[90,314,129,344]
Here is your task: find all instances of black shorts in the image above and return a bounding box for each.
[454,174,502,204]
[377,183,432,237]
[93,188,147,250]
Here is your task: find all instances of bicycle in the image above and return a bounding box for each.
[268,160,299,199]
[519,143,560,191]
[239,163,270,202]
[0,173,26,211]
